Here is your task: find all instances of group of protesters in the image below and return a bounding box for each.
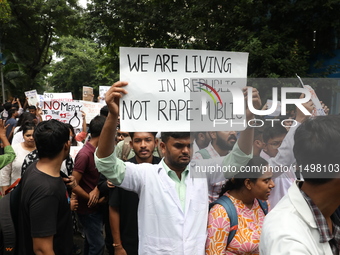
[0,80,339,255]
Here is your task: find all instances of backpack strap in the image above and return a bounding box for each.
[257,199,269,215]
[4,178,21,195]
[196,148,211,159]
[209,196,238,247]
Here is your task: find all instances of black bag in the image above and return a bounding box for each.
[0,179,22,255]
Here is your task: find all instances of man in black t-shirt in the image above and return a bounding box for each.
[18,119,75,255]
[109,132,161,255]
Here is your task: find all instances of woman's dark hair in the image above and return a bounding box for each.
[22,121,36,135]
[16,112,37,131]
[219,156,268,197]
[65,123,78,146]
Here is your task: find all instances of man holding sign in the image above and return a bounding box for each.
[95,81,261,255]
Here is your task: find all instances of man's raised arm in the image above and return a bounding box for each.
[95,82,128,186]
[237,87,261,155]
[96,81,128,158]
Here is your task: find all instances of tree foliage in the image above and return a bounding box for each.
[47,36,117,99]
[0,0,81,98]
[86,0,340,79]
[0,0,11,23]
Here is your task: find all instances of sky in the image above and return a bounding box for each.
[78,0,88,8]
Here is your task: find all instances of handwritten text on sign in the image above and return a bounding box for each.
[41,100,83,128]
[120,47,248,131]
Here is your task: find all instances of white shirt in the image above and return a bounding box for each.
[260,181,333,255]
[0,143,32,186]
[267,123,300,208]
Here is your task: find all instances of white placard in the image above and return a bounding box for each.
[80,100,103,124]
[99,86,111,104]
[303,85,326,116]
[25,90,39,106]
[120,47,248,131]
[41,100,83,129]
[43,92,73,100]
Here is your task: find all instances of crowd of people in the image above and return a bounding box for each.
[0,81,339,255]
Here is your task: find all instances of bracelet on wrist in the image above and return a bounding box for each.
[112,243,121,247]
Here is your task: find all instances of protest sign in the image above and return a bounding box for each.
[41,100,83,128]
[120,47,248,131]
[296,75,325,116]
[25,90,39,106]
[303,85,326,116]
[80,100,103,123]
[43,92,73,100]
[99,86,111,104]
[38,94,45,102]
[83,86,94,101]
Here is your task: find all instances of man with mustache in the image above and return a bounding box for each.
[109,132,161,255]
[193,131,238,202]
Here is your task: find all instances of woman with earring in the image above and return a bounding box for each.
[1,121,36,194]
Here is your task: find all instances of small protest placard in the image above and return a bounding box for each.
[83,86,94,102]
[25,90,39,106]
[296,75,325,116]
[303,85,326,116]
[80,101,103,124]
[99,86,111,104]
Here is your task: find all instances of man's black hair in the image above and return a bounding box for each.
[34,119,69,159]
[28,105,37,110]
[11,103,19,111]
[129,132,157,140]
[100,105,108,117]
[293,115,340,185]
[262,122,287,143]
[89,115,106,138]
[3,102,11,111]
[7,108,17,118]
[160,132,190,143]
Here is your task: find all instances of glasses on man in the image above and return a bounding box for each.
[267,141,282,149]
